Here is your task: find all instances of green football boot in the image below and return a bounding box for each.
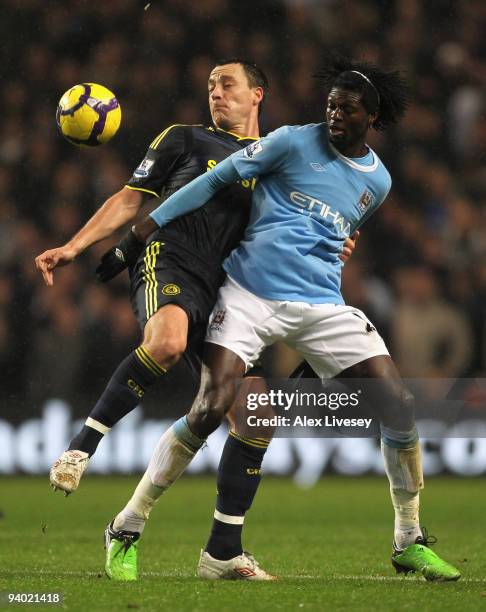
[392,527,460,582]
[104,521,140,581]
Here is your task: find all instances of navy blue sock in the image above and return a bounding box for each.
[68,346,165,455]
[205,432,269,560]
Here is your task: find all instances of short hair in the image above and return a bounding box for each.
[214,57,269,113]
[314,52,411,131]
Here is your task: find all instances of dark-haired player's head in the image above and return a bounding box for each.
[208,58,268,133]
[315,53,410,155]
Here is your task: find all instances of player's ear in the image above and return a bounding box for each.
[252,87,264,107]
[368,112,378,128]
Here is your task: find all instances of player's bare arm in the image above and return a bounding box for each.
[35,186,143,286]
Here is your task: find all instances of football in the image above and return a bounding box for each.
[56,83,121,146]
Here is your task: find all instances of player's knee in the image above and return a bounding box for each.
[142,335,187,368]
[160,335,187,362]
[191,402,226,435]
[189,377,236,437]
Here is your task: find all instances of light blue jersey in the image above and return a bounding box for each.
[149,123,391,304]
[225,124,390,303]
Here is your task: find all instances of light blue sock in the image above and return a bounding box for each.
[173,416,205,452]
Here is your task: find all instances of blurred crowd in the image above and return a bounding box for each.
[1,0,485,417]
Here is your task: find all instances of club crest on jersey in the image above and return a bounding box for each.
[209,309,226,331]
[358,189,375,212]
[162,284,180,296]
[243,141,263,159]
[134,158,155,178]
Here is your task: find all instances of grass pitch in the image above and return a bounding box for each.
[0,476,485,611]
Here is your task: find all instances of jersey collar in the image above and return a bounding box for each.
[328,140,379,172]
[208,125,260,142]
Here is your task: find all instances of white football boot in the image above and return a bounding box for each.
[197,550,277,581]
[50,450,89,495]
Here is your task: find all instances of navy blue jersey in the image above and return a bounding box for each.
[127,125,258,265]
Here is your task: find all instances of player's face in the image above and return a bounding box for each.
[208,64,258,131]
[326,88,375,152]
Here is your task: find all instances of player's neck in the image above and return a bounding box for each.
[240,115,260,138]
[219,116,260,139]
[333,140,369,158]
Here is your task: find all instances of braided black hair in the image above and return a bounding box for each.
[314,52,411,131]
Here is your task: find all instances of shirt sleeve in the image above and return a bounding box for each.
[229,125,291,179]
[125,125,186,197]
[149,155,240,227]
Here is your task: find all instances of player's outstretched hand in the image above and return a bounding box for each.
[340,230,360,263]
[96,229,145,283]
[35,246,77,287]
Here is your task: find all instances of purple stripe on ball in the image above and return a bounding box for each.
[59,84,92,116]
[87,97,119,145]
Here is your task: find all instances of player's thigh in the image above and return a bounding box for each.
[290,305,389,378]
[205,276,282,372]
[340,353,400,379]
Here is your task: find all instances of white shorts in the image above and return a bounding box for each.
[206,276,389,377]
